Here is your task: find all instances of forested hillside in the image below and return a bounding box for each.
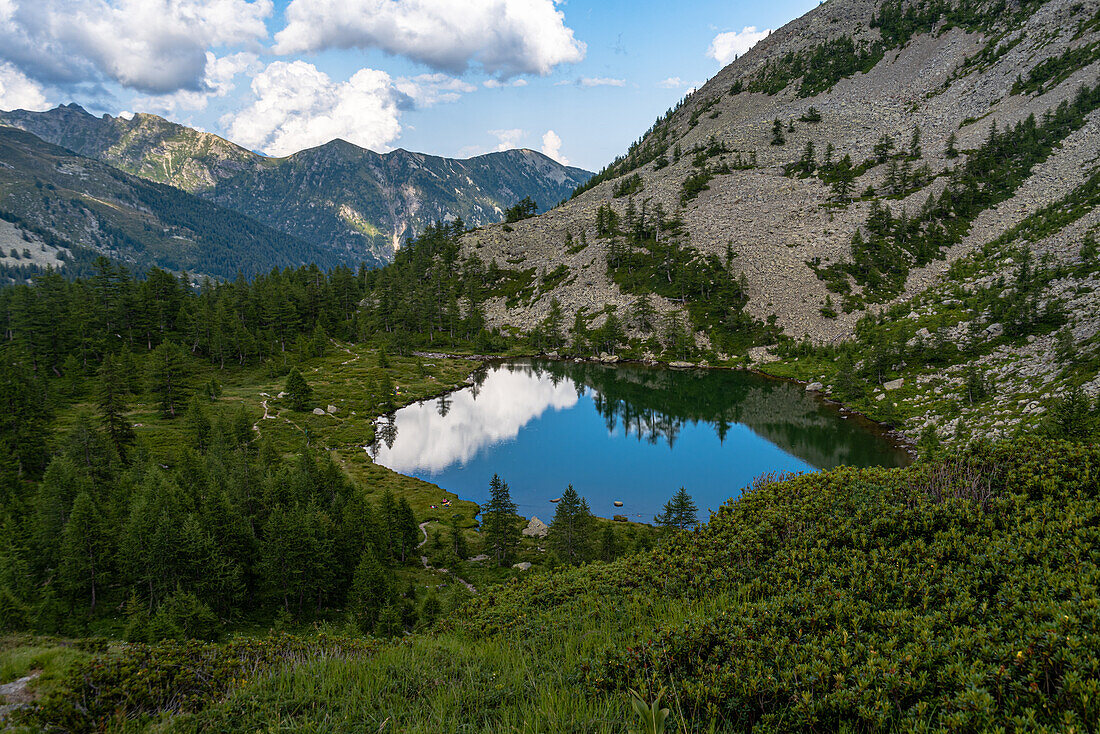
[0,105,593,265]
[0,128,335,281]
[5,0,1100,730]
[7,437,1100,732]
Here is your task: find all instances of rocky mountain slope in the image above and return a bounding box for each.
[448,0,1100,443]
[0,105,592,265]
[0,126,330,279]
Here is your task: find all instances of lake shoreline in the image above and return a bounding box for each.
[410,350,918,458]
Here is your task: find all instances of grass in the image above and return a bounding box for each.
[55,342,483,523]
[170,589,743,733]
[0,636,92,702]
[24,438,1100,732]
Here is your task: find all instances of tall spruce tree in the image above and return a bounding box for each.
[395,497,419,563]
[547,484,595,564]
[96,354,134,458]
[451,524,469,560]
[350,549,388,633]
[285,368,313,411]
[482,474,519,566]
[59,492,110,611]
[654,487,699,531]
[148,340,189,418]
[631,293,657,333]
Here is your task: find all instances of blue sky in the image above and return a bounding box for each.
[0,0,818,171]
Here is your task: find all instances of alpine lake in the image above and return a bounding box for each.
[369,360,911,523]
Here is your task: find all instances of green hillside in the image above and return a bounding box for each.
[9,438,1099,732]
[0,127,336,280]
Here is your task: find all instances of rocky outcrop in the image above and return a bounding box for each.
[453,0,1100,349]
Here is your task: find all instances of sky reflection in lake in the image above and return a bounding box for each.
[368,361,909,521]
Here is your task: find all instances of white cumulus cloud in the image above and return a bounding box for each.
[0,61,50,110]
[273,0,585,78]
[483,78,528,89]
[540,129,567,164]
[489,128,525,151]
[132,52,259,115]
[0,0,272,94]
[579,76,624,87]
[395,73,476,107]
[707,26,771,66]
[555,76,625,88]
[223,61,405,157]
[657,76,686,88]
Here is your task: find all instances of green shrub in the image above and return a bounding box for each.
[25,634,378,732]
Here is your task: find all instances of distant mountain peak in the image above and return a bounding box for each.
[0,106,594,268]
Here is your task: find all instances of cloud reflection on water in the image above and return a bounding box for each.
[370,366,578,474]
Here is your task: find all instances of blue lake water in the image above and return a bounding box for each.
[368,360,910,522]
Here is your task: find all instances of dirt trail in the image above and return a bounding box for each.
[0,672,40,723]
[335,340,360,366]
[417,521,477,595]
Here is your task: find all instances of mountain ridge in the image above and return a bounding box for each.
[438,0,1100,444]
[0,104,592,264]
[0,125,334,280]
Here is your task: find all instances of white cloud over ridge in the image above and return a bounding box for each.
[540,129,567,164]
[0,61,50,110]
[274,0,585,78]
[0,0,272,94]
[707,26,771,66]
[221,62,477,157]
[223,61,405,157]
[489,128,525,151]
[132,52,259,115]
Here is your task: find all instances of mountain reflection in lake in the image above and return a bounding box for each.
[368,360,910,521]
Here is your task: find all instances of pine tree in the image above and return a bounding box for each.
[571,310,590,354]
[185,393,212,450]
[59,492,110,611]
[596,312,624,355]
[909,126,922,159]
[376,371,396,411]
[547,485,595,565]
[395,497,419,564]
[350,549,388,633]
[598,524,620,562]
[770,118,786,145]
[660,312,694,360]
[874,134,895,163]
[541,298,565,349]
[148,340,189,418]
[285,368,313,411]
[945,131,959,159]
[451,524,469,560]
[654,487,698,531]
[798,140,816,175]
[309,324,329,358]
[96,354,134,457]
[631,293,657,333]
[481,474,519,566]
